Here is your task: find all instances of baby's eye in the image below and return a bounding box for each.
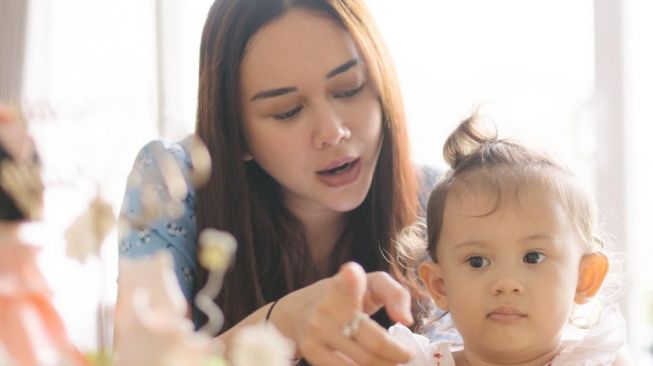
[523,251,546,264]
[272,105,303,120]
[334,83,365,98]
[466,256,490,269]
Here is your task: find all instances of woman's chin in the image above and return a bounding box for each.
[323,190,368,213]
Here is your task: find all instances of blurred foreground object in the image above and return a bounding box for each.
[65,193,116,263]
[0,104,43,221]
[114,251,225,366]
[115,241,295,366]
[0,103,88,366]
[230,324,296,366]
[195,228,236,337]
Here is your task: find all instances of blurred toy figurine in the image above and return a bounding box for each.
[0,104,88,366]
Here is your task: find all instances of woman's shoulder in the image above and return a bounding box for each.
[131,137,195,175]
[416,164,442,212]
[118,136,201,301]
[121,137,197,221]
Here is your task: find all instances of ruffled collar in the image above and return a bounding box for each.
[389,303,626,366]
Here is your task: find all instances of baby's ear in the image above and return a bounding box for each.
[575,253,609,304]
[418,261,448,311]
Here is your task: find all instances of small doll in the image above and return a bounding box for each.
[0,104,88,366]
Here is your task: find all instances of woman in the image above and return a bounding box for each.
[119,0,436,364]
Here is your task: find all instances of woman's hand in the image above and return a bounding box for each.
[271,262,415,366]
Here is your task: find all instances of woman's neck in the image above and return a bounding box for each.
[284,200,348,277]
[453,342,562,366]
[304,213,348,276]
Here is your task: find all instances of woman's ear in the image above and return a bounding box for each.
[241,142,253,161]
[418,261,448,311]
[575,252,609,304]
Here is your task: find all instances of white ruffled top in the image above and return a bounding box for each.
[389,303,626,366]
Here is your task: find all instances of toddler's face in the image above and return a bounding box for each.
[422,184,585,361]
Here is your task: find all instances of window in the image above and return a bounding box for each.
[22,0,159,350]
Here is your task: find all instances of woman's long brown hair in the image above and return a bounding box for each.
[195,0,419,332]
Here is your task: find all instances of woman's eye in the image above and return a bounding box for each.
[466,256,490,269]
[272,105,303,120]
[335,83,365,98]
[523,251,546,264]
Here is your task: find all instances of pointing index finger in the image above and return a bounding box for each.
[364,272,414,326]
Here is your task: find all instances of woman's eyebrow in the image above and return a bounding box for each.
[251,86,298,101]
[250,58,361,102]
[325,58,361,79]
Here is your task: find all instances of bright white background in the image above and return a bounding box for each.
[16,0,652,363]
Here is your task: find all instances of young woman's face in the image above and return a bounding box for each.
[423,184,585,362]
[239,9,383,216]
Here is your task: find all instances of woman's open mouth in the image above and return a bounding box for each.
[316,158,361,187]
[318,160,356,175]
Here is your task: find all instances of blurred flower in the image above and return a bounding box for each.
[65,194,115,263]
[199,229,236,272]
[230,324,295,366]
[196,229,237,337]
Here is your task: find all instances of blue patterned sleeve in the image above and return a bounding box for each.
[118,139,199,302]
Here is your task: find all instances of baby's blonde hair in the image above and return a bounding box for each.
[426,114,605,262]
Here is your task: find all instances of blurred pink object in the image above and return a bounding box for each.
[0,103,87,365]
[0,237,89,366]
[114,251,224,366]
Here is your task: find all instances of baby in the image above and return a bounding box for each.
[391,115,630,365]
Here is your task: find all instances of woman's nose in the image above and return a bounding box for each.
[311,103,351,149]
